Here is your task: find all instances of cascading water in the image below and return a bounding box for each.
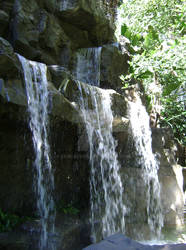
[18,55,56,249]
[75,47,102,86]
[59,0,75,10]
[76,82,126,242]
[128,95,164,239]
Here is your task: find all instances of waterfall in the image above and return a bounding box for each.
[59,0,75,10]
[75,47,102,86]
[18,55,56,249]
[128,95,164,238]
[76,82,126,242]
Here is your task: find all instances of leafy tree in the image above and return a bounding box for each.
[119,0,186,145]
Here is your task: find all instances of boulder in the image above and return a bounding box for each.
[83,233,186,250]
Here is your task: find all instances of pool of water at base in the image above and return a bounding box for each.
[140,224,186,245]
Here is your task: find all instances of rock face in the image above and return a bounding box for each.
[0,50,88,217]
[152,128,185,226]
[114,117,185,240]
[0,0,185,249]
[0,0,128,221]
[0,0,117,65]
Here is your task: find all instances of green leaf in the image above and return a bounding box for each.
[121,24,128,36]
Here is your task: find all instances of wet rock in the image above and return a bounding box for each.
[100,43,130,90]
[152,128,185,226]
[56,0,116,45]
[0,37,14,54]
[60,79,129,131]
[83,233,186,250]
[0,78,27,106]
[0,48,89,216]
[0,10,9,36]
[49,84,81,123]
[110,91,128,117]
[0,99,34,215]
[112,117,129,133]
[70,44,130,91]
[48,65,71,89]
[10,0,70,64]
[0,37,21,77]
[111,125,185,240]
[0,47,81,124]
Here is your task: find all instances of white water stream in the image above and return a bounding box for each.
[128,96,164,239]
[77,82,126,242]
[60,0,74,10]
[18,55,56,249]
[75,47,102,86]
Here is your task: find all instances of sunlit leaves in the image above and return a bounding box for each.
[121,0,185,39]
[160,96,186,145]
[119,0,186,145]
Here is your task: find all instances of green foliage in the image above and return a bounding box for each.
[119,0,186,144]
[0,208,33,232]
[160,96,186,145]
[57,200,79,215]
[120,0,186,37]
[121,23,143,46]
[0,208,22,232]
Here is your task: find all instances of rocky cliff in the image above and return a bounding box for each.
[0,0,185,249]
